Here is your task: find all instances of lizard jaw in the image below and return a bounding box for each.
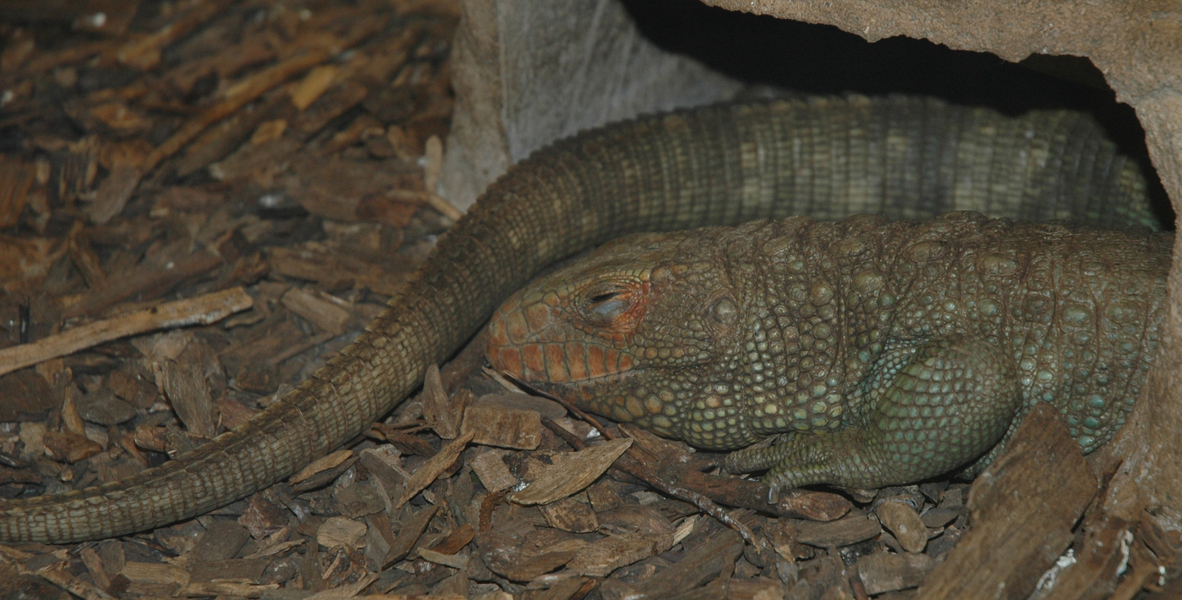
[486,339,639,384]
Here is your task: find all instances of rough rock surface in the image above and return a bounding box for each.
[438,0,743,211]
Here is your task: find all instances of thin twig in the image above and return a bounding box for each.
[0,287,253,377]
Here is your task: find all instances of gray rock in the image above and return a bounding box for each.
[439,0,743,211]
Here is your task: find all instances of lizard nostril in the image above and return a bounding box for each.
[488,313,509,346]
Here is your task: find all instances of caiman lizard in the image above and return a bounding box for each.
[486,213,1168,494]
[0,95,1163,543]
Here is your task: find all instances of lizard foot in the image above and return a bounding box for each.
[726,336,1023,500]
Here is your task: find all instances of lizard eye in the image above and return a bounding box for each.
[588,291,620,304]
[586,290,629,319]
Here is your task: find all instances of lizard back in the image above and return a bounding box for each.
[487,212,1170,484]
[0,96,1163,542]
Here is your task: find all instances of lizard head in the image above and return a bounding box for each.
[487,217,865,451]
[486,227,760,446]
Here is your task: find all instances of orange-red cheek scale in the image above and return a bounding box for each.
[487,282,646,383]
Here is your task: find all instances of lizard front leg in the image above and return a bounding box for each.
[724,337,1022,494]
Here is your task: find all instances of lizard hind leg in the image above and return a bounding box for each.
[724,336,1023,495]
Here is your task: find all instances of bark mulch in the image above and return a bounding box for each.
[0,1,1178,599]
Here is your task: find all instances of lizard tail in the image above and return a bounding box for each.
[0,95,1154,543]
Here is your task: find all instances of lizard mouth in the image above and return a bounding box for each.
[486,286,643,386]
[486,341,639,385]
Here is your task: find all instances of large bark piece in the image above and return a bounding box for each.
[916,404,1099,599]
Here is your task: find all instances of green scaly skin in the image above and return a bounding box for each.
[0,96,1162,543]
[486,212,1169,493]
